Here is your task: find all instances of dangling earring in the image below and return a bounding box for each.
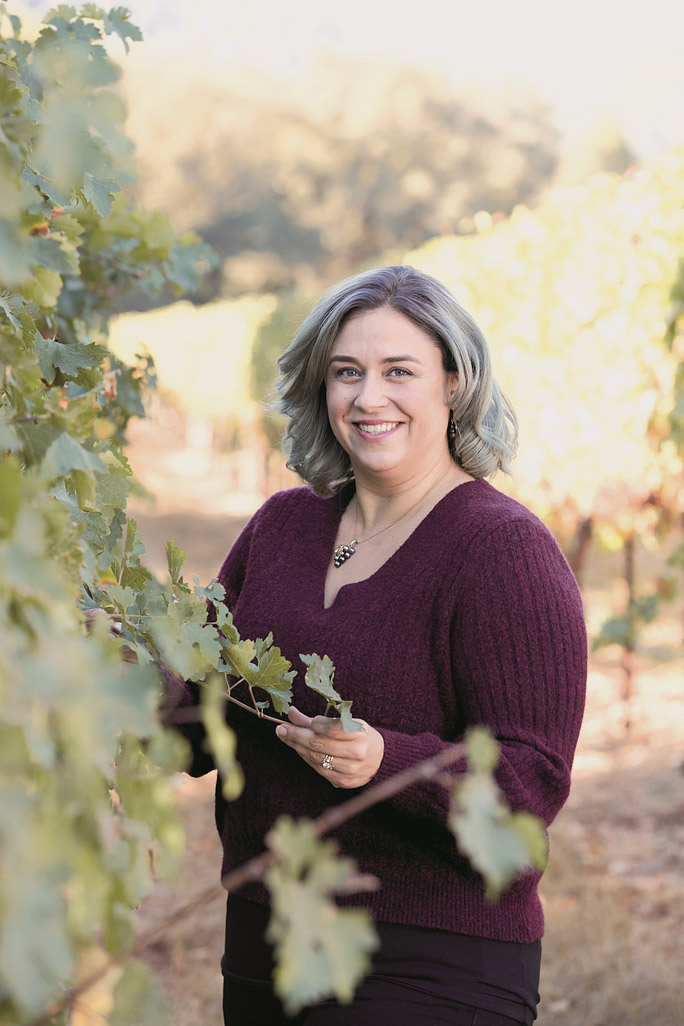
[448,410,457,442]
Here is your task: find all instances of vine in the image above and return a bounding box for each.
[0,7,547,1023]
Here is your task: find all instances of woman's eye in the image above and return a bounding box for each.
[335,367,359,378]
[388,367,412,377]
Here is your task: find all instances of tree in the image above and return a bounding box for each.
[122,55,560,301]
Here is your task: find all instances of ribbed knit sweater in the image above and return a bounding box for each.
[169,478,587,943]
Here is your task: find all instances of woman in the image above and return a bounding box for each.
[169,265,587,1025]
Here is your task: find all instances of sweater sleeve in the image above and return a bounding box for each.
[159,509,260,777]
[373,517,587,831]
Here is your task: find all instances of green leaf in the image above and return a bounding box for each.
[0,294,23,332]
[301,652,340,703]
[34,331,108,381]
[44,431,105,476]
[338,701,364,734]
[120,563,153,590]
[83,171,121,217]
[448,750,548,900]
[265,817,378,1014]
[15,419,61,466]
[165,539,186,585]
[151,601,222,680]
[30,233,80,274]
[123,516,145,560]
[465,726,500,773]
[200,673,244,800]
[301,653,363,731]
[106,583,136,612]
[224,637,257,681]
[102,7,144,54]
[253,645,295,714]
[21,265,62,308]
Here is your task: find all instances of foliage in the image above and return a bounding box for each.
[264,818,378,1014]
[0,6,214,1023]
[450,729,548,900]
[0,7,552,1024]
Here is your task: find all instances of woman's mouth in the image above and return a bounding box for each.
[352,421,401,439]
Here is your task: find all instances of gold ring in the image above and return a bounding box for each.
[322,753,334,771]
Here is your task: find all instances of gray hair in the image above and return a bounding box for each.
[276,265,518,497]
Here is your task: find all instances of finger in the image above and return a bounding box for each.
[287,706,313,727]
[277,724,350,761]
[310,715,367,738]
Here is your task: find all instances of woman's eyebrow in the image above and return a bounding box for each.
[328,354,423,364]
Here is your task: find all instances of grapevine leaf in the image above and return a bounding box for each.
[123,516,145,559]
[102,7,144,54]
[30,233,80,274]
[34,332,108,380]
[448,730,548,899]
[265,817,378,1014]
[301,653,363,731]
[106,583,135,612]
[83,171,121,217]
[466,726,500,773]
[120,563,153,590]
[216,608,240,644]
[253,645,295,715]
[192,575,226,605]
[15,419,63,466]
[45,431,105,476]
[0,294,23,332]
[151,602,222,681]
[165,539,186,585]
[301,652,340,703]
[224,637,257,681]
[20,265,62,308]
[200,673,244,800]
[338,700,364,734]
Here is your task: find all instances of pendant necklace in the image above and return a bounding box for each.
[333,467,451,568]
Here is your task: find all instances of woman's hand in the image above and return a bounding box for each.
[275,707,384,788]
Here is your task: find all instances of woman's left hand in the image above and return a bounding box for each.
[275,707,384,788]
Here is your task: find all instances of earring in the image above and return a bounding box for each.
[448,411,457,440]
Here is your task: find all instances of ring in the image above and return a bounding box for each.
[321,753,334,771]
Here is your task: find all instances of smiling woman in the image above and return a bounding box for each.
[166,265,587,1026]
[277,265,517,497]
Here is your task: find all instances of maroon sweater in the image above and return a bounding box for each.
[170,479,586,942]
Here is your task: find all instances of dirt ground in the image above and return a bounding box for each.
[133,511,684,1026]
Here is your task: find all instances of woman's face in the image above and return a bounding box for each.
[325,306,457,484]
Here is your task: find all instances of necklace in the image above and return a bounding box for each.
[333,468,451,568]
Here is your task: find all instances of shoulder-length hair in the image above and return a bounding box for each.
[275,264,518,497]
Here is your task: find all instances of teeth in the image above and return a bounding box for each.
[357,423,397,434]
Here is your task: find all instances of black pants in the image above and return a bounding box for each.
[222,896,540,1026]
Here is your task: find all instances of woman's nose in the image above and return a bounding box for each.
[352,372,387,410]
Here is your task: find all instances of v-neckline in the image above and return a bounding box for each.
[320,478,483,611]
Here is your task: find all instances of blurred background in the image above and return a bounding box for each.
[14,1,684,1023]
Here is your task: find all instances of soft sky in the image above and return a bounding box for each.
[13,0,684,156]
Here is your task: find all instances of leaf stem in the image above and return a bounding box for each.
[9,413,52,424]
[226,692,282,725]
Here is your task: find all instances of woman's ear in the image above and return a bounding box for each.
[445,371,458,405]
